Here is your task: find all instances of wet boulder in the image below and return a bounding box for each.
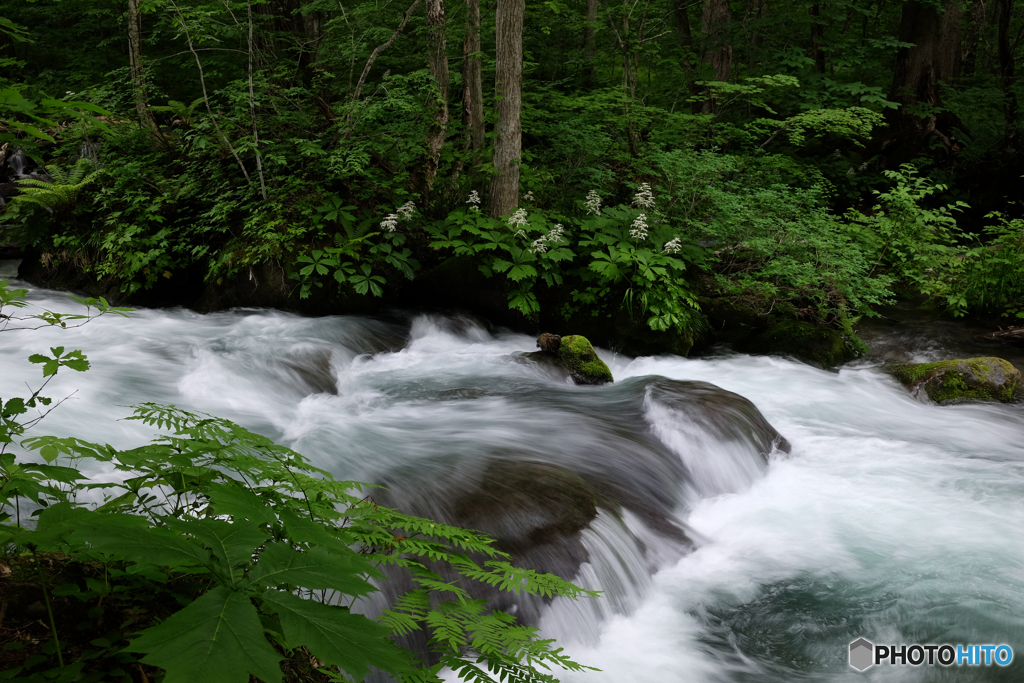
[736,319,867,369]
[521,333,613,385]
[889,357,1021,404]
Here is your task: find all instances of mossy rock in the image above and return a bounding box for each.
[738,319,867,368]
[890,357,1021,404]
[557,335,613,385]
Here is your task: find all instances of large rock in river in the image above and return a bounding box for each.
[890,357,1021,404]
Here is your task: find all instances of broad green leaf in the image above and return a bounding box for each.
[73,512,211,567]
[129,586,283,683]
[165,518,266,584]
[261,589,410,679]
[207,482,278,527]
[246,543,377,594]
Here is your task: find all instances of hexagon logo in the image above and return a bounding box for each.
[849,638,874,671]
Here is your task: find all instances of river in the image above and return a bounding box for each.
[1,271,1022,682]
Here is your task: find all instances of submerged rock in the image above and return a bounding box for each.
[520,333,614,385]
[890,357,1021,404]
[737,319,867,368]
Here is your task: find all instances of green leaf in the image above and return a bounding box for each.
[73,512,211,568]
[165,518,267,584]
[260,590,410,679]
[128,586,283,683]
[246,543,377,594]
[207,482,278,527]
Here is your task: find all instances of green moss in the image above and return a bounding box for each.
[557,335,613,385]
[741,320,866,368]
[890,357,1021,404]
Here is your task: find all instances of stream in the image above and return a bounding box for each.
[1,270,1022,682]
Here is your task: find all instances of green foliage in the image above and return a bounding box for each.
[151,97,206,127]
[12,159,102,214]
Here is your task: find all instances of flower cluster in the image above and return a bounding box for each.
[397,201,416,221]
[633,183,655,210]
[523,190,536,203]
[380,200,416,232]
[662,237,682,254]
[530,224,565,254]
[467,190,481,212]
[584,189,602,216]
[508,208,529,237]
[630,213,649,240]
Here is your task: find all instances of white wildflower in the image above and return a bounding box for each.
[584,189,602,215]
[530,223,565,253]
[508,208,529,228]
[397,201,416,221]
[381,214,399,232]
[662,237,683,254]
[467,190,481,206]
[633,182,656,210]
[523,190,536,203]
[630,213,649,240]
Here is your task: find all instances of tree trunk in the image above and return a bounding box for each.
[998,0,1017,150]
[936,0,963,82]
[422,0,450,192]
[700,0,732,113]
[463,0,485,161]
[961,0,987,77]
[127,0,161,140]
[489,0,525,218]
[886,0,962,154]
[809,3,826,73]
[583,0,599,86]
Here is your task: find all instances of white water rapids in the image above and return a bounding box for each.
[1,275,1022,682]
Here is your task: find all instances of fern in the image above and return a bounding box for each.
[151,97,205,127]
[13,158,102,214]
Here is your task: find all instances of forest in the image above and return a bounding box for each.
[1,0,1022,359]
[1,0,1024,681]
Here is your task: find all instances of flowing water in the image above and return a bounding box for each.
[1,278,1022,682]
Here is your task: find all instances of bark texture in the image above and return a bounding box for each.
[127,0,161,140]
[885,0,962,155]
[700,0,732,113]
[422,0,450,191]
[583,0,599,86]
[463,0,485,161]
[489,0,525,218]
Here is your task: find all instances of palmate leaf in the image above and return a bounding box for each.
[128,586,283,683]
[246,543,378,595]
[260,589,411,680]
[165,517,267,584]
[70,511,210,567]
[207,481,278,527]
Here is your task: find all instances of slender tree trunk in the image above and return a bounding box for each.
[809,3,826,73]
[463,0,485,162]
[127,0,161,140]
[961,0,987,77]
[583,0,599,86]
[489,0,525,218]
[701,0,732,113]
[421,0,450,192]
[247,0,268,201]
[998,0,1017,149]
